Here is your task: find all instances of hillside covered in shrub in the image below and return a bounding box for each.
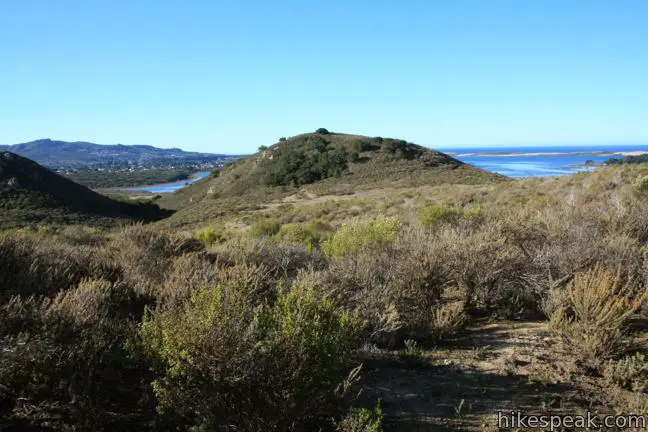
[158,131,504,227]
[4,164,648,430]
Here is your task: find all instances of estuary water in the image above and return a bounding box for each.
[439,145,648,177]
[125,170,211,193]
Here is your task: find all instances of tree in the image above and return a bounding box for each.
[315,128,330,135]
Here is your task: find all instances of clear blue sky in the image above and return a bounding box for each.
[1,1,646,153]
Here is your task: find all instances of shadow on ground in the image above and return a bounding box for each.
[357,321,588,431]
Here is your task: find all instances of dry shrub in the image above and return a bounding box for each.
[214,235,321,284]
[0,279,151,429]
[604,352,648,392]
[0,233,121,302]
[58,225,107,246]
[435,223,542,318]
[154,253,222,303]
[429,301,466,342]
[307,227,455,345]
[110,224,204,295]
[547,265,648,366]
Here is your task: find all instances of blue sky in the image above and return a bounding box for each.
[1,0,646,153]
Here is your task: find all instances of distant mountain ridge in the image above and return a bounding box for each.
[0,139,230,169]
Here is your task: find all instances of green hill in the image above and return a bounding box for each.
[0,151,172,229]
[158,131,505,226]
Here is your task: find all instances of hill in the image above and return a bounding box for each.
[0,138,230,169]
[0,151,172,228]
[158,131,506,226]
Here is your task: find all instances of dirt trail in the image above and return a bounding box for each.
[359,321,592,431]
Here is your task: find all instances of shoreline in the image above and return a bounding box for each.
[447,150,648,157]
[99,170,210,194]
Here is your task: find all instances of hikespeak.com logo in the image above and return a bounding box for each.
[497,411,647,430]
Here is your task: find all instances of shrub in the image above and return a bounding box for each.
[463,204,482,221]
[428,301,466,342]
[432,223,536,317]
[276,219,334,250]
[399,339,426,368]
[322,217,401,259]
[632,176,648,193]
[419,203,462,227]
[419,203,482,227]
[336,403,384,432]
[353,140,378,153]
[313,227,457,345]
[250,218,281,237]
[316,128,330,134]
[264,136,349,186]
[111,225,203,295]
[0,279,151,429]
[604,352,648,392]
[279,137,287,142]
[547,265,648,365]
[195,224,227,246]
[0,232,120,302]
[380,139,421,159]
[136,282,362,431]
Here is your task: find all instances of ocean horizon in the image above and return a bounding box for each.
[436,144,648,177]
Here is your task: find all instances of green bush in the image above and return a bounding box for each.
[419,203,462,227]
[136,282,362,430]
[632,175,648,193]
[276,219,334,250]
[419,203,482,227]
[322,217,401,259]
[250,218,281,237]
[336,403,384,432]
[399,339,427,368]
[380,139,421,160]
[463,204,482,220]
[195,224,227,246]
[316,128,330,134]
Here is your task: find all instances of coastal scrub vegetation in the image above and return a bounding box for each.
[4,164,648,429]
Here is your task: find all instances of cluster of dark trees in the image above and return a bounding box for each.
[265,137,349,186]
[606,154,648,165]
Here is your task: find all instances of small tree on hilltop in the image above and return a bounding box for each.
[315,128,330,135]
